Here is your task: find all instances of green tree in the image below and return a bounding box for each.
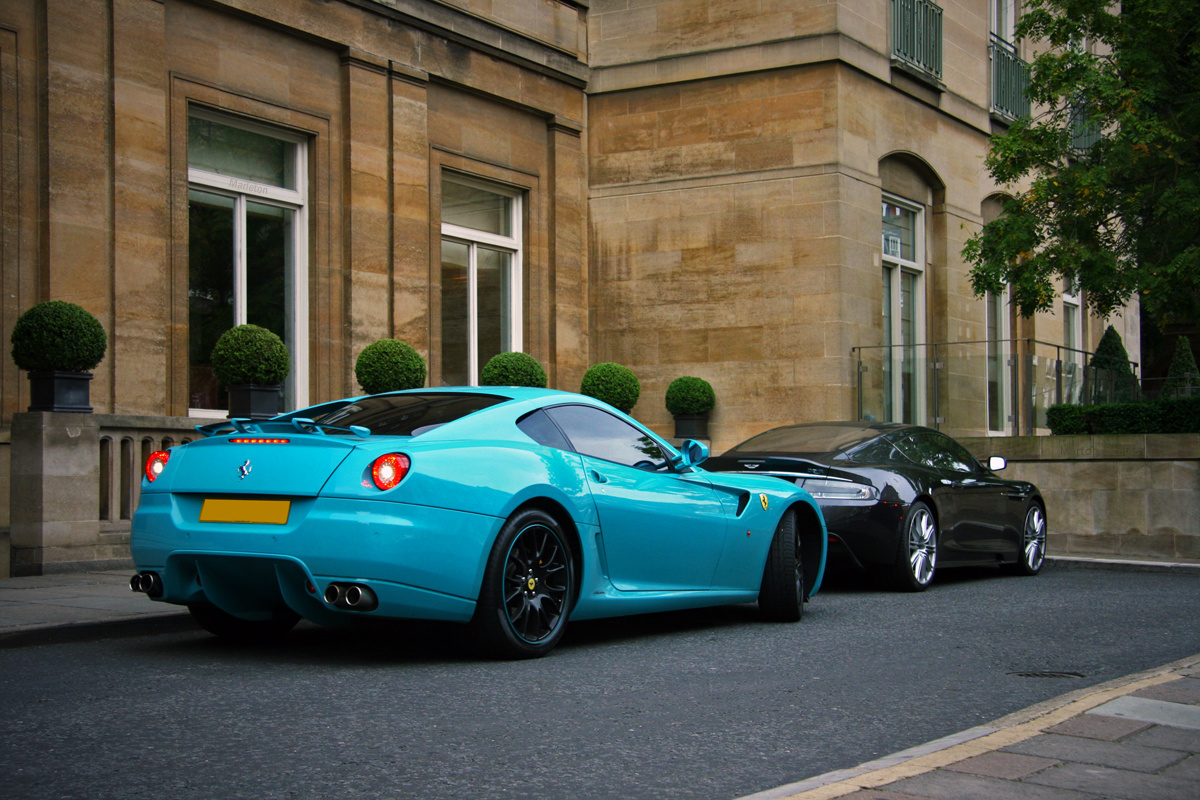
[1163,336,1200,398]
[1091,324,1137,401]
[963,0,1200,320]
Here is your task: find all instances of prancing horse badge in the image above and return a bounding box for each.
[759,494,768,511]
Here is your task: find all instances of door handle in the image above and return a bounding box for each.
[590,469,609,484]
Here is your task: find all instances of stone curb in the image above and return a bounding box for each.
[737,651,1200,800]
[1046,555,1200,575]
[0,610,193,650]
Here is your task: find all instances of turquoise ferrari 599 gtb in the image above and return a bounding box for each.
[130,388,827,658]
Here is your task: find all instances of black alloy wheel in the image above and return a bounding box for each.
[759,510,803,622]
[471,508,574,659]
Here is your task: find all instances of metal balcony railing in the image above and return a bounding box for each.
[852,339,1139,437]
[989,34,1031,121]
[892,0,943,81]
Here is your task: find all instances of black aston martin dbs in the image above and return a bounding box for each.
[706,422,1046,591]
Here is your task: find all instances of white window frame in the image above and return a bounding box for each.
[439,173,523,386]
[186,107,309,416]
[882,194,927,425]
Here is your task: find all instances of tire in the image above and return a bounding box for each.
[759,510,803,622]
[1008,501,1047,576]
[470,508,575,659]
[187,602,300,641]
[890,501,937,592]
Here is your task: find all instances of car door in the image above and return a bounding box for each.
[544,405,728,591]
[917,431,1007,557]
[893,432,972,561]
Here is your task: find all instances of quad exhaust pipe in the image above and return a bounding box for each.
[323,582,378,612]
[129,572,163,598]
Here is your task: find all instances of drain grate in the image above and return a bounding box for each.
[1008,670,1086,679]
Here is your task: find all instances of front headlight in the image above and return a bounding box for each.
[801,478,878,502]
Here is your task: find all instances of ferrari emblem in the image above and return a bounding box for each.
[760,494,769,511]
[527,577,537,591]
[238,460,252,481]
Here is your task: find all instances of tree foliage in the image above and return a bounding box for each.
[963,0,1200,320]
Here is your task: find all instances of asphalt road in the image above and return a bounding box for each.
[2,563,1199,800]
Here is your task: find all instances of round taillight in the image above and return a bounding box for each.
[371,453,410,490]
[145,451,171,482]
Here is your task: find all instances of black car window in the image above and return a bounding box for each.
[894,434,937,468]
[545,405,671,470]
[896,432,976,474]
[516,409,573,451]
[311,393,508,436]
[929,432,978,474]
[726,424,878,455]
[849,437,898,464]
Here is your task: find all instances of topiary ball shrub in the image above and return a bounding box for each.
[11,300,107,373]
[480,351,547,388]
[355,339,426,394]
[581,362,640,413]
[211,324,290,387]
[665,376,716,416]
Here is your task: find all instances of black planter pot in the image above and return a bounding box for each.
[672,413,709,440]
[27,370,94,413]
[227,384,283,420]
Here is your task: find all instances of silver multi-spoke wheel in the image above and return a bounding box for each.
[1014,502,1047,576]
[891,501,937,592]
[908,506,937,585]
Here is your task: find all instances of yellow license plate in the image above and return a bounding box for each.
[199,498,291,525]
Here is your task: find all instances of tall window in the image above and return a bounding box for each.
[1062,286,1083,403]
[986,289,1011,433]
[440,174,523,386]
[990,0,1016,43]
[187,109,308,414]
[882,197,926,424]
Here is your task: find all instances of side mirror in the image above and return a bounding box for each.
[988,455,1007,472]
[676,439,710,470]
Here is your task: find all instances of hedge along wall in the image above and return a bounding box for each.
[961,434,1200,561]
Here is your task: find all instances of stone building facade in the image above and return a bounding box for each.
[0,0,1139,573]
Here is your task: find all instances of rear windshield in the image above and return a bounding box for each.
[726,425,879,456]
[310,393,507,436]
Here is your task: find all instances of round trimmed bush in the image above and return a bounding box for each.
[11,300,107,373]
[480,352,547,388]
[581,362,640,413]
[665,376,715,416]
[211,324,290,386]
[355,339,426,394]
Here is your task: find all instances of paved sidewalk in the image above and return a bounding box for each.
[0,568,190,647]
[740,652,1200,800]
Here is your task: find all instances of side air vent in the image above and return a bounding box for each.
[735,492,750,516]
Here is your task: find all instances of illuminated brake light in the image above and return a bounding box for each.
[229,438,290,444]
[371,453,410,490]
[145,451,170,482]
